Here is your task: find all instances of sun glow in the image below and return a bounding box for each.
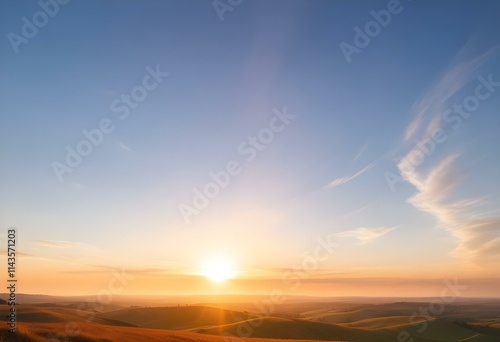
[202,256,236,283]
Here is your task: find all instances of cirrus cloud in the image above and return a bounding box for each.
[337,226,399,244]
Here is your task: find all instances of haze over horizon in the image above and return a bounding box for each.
[1,0,500,298]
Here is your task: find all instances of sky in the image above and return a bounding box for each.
[0,0,499,297]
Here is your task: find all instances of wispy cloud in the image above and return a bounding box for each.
[400,154,499,264]
[341,202,373,219]
[337,226,398,244]
[353,141,369,161]
[62,265,169,275]
[454,218,500,263]
[31,240,91,249]
[397,42,500,264]
[118,142,134,153]
[404,45,498,142]
[326,162,375,189]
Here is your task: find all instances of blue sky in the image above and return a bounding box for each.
[1,0,499,296]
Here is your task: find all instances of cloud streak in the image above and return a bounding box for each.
[337,226,398,244]
[353,141,369,161]
[396,42,500,265]
[327,162,375,189]
[31,239,91,249]
[400,154,500,264]
[404,45,498,142]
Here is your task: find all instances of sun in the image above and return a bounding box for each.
[201,256,236,283]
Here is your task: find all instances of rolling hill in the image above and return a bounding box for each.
[98,305,253,330]
[0,322,342,342]
[2,302,500,342]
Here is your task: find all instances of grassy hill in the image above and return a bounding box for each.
[0,323,339,342]
[97,305,412,341]
[2,303,500,342]
[339,315,434,329]
[392,318,500,342]
[197,316,397,341]
[0,305,136,327]
[304,307,393,324]
[98,305,253,330]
